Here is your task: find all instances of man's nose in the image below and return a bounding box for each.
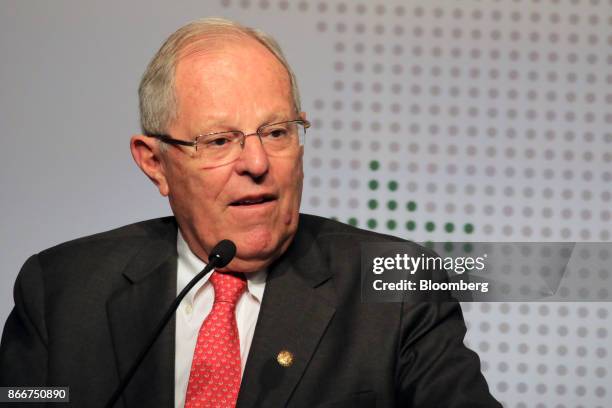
[234,133,270,178]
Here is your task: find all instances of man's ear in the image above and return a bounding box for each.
[300,111,307,121]
[130,135,170,196]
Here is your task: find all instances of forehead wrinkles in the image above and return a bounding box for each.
[176,40,291,90]
[174,40,293,123]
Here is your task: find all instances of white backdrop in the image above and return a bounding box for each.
[1,1,610,406]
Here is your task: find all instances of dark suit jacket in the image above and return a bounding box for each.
[1,214,500,407]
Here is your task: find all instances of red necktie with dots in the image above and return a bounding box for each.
[184,271,247,408]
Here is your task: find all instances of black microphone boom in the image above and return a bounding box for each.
[105,239,236,408]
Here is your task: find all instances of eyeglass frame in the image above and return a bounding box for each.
[145,119,310,153]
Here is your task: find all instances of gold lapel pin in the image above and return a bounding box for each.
[277,350,294,367]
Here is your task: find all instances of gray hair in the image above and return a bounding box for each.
[138,17,302,136]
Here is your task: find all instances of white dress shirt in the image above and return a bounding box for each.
[174,230,266,408]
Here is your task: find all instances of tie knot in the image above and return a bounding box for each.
[210,271,247,306]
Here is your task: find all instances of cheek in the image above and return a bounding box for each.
[279,159,304,224]
[293,166,304,203]
[294,155,304,199]
[166,162,230,216]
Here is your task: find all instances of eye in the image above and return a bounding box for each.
[268,128,288,138]
[200,132,238,148]
[263,124,293,139]
[210,137,230,146]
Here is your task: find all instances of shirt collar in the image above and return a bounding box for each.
[176,229,266,302]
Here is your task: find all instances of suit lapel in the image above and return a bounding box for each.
[237,222,337,408]
[106,226,178,408]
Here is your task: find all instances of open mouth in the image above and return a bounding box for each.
[229,195,276,206]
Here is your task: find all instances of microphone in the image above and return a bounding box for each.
[106,239,236,408]
[207,239,236,269]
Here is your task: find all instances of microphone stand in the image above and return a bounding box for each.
[105,251,228,407]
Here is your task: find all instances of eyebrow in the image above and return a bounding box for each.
[193,113,295,135]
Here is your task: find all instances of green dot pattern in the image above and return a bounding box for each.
[352,166,478,237]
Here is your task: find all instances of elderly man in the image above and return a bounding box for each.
[0,18,500,407]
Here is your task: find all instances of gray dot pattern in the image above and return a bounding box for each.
[299,1,610,243]
[217,1,612,406]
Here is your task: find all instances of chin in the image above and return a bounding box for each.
[223,238,277,273]
[230,224,272,253]
[222,258,271,274]
[225,226,294,273]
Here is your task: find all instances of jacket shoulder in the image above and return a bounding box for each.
[299,213,406,244]
[38,217,176,258]
[31,217,177,279]
[296,213,435,272]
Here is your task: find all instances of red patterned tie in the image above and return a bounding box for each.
[185,271,247,408]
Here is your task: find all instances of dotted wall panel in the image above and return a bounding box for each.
[229,1,611,406]
[1,2,610,406]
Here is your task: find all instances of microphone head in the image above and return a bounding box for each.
[208,239,236,268]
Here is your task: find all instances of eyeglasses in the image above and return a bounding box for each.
[147,119,310,168]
